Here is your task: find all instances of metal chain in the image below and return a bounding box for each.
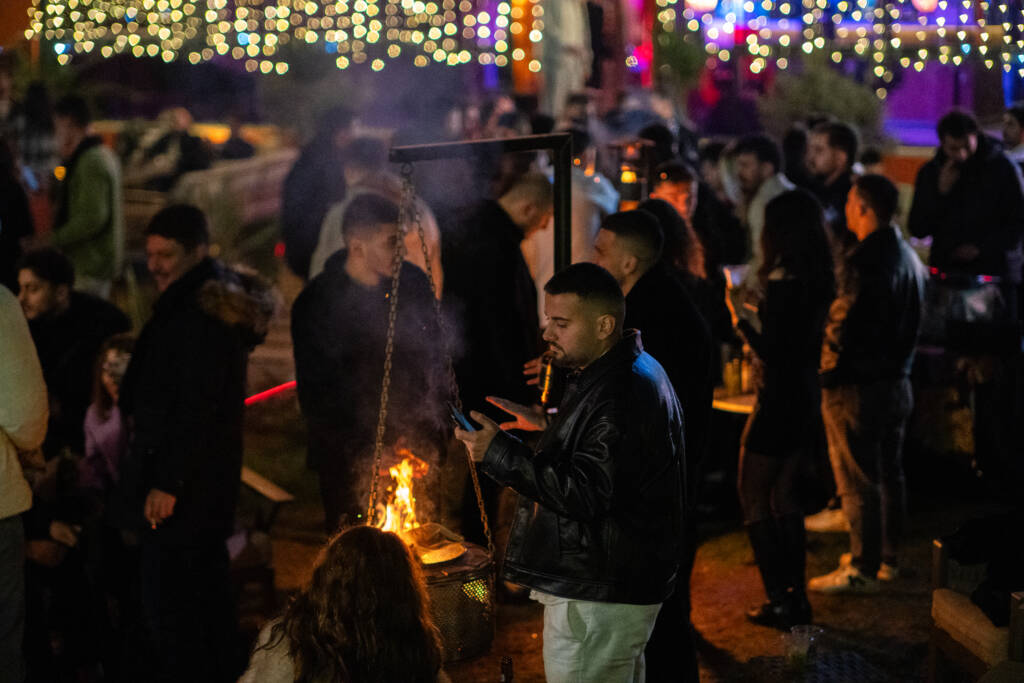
[364,184,408,526]
[400,165,495,558]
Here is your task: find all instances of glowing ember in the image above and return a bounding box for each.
[377,448,429,536]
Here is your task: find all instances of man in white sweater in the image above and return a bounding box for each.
[0,285,48,683]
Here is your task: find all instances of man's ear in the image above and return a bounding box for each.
[596,313,616,340]
[55,284,71,308]
[622,253,639,278]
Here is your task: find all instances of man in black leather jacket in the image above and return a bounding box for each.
[810,175,926,594]
[456,263,686,683]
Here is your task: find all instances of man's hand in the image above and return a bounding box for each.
[523,356,544,386]
[486,396,546,432]
[49,521,81,547]
[938,158,960,195]
[951,243,981,263]
[144,489,177,528]
[454,411,500,463]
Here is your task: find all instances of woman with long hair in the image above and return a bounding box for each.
[727,189,836,629]
[240,525,447,683]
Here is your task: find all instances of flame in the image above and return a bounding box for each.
[376,448,429,536]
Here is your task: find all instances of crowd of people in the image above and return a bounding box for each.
[2,65,1024,683]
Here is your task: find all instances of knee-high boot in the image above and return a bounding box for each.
[745,519,794,628]
[775,513,812,625]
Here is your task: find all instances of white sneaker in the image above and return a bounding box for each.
[838,553,900,581]
[808,563,880,594]
[804,508,851,533]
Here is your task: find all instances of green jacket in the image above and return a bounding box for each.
[52,141,124,281]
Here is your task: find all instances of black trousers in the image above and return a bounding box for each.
[140,537,238,683]
[644,516,700,683]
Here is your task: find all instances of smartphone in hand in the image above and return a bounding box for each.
[448,402,476,432]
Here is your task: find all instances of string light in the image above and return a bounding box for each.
[24,0,540,73]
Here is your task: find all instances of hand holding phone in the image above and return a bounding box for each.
[448,402,476,432]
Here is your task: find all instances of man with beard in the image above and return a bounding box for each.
[733,135,794,289]
[806,121,859,249]
[456,263,686,683]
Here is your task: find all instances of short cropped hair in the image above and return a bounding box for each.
[17,248,75,287]
[544,262,625,322]
[341,192,400,241]
[853,174,900,227]
[1007,103,1024,128]
[860,147,883,167]
[501,171,553,209]
[53,94,92,129]
[734,134,782,172]
[812,121,859,167]
[600,209,664,265]
[937,110,979,140]
[653,160,698,187]
[345,137,388,172]
[145,204,210,252]
[567,127,591,157]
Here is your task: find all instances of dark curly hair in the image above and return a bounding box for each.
[265,526,443,683]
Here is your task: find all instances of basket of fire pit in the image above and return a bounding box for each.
[422,541,495,662]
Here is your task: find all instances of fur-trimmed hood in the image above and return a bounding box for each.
[197,263,278,347]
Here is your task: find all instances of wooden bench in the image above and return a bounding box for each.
[230,466,295,612]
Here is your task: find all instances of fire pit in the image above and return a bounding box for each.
[373,450,495,662]
[422,542,494,662]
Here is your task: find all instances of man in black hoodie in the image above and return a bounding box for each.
[292,193,448,534]
[909,110,1024,316]
[120,204,273,682]
[592,209,712,683]
[17,248,130,459]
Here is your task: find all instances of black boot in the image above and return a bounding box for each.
[776,513,813,625]
[745,519,795,629]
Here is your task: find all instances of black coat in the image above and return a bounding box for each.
[118,259,271,543]
[442,200,541,418]
[625,264,713,478]
[291,252,449,469]
[481,332,686,605]
[908,135,1024,282]
[0,172,33,291]
[738,278,830,455]
[811,171,857,252]
[29,292,130,458]
[281,140,346,279]
[821,227,926,388]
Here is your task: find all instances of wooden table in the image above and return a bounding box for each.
[712,393,756,415]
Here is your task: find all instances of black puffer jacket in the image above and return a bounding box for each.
[481,331,686,605]
[820,227,926,388]
[118,258,274,543]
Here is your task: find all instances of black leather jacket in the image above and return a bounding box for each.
[480,331,686,605]
[820,226,926,388]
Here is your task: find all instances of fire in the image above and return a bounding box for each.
[376,448,429,536]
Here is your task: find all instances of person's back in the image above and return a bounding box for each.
[443,174,552,417]
[281,107,353,279]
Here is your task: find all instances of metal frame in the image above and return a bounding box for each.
[389,132,573,270]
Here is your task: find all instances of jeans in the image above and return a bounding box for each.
[532,591,662,683]
[0,515,26,683]
[822,379,912,576]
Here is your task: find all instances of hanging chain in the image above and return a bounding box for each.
[400,164,495,558]
[365,184,408,526]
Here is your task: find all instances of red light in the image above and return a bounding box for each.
[245,380,297,406]
[274,242,286,259]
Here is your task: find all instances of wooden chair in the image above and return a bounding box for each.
[929,539,1024,682]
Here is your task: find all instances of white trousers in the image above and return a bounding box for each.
[532,590,662,683]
